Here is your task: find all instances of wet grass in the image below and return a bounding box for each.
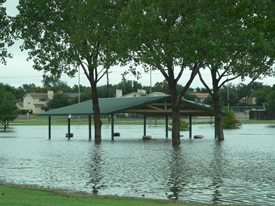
[0,185,212,206]
[239,119,275,124]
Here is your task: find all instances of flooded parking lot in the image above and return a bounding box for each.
[0,124,274,205]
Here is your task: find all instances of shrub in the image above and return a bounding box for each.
[222,108,241,129]
[169,120,189,131]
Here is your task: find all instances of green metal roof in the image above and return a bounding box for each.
[40,96,169,116]
[40,96,223,116]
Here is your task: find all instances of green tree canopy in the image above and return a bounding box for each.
[0,89,18,131]
[47,93,76,109]
[251,85,273,106]
[117,79,142,95]
[266,89,275,112]
[151,81,169,94]
[0,0,13,64]
[43,79,72,93]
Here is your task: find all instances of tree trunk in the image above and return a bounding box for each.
[215,113,224,140]
[171,108,181,145]
[91,82,102,144]
[170,83,181,146]
[4,124,7,132]
[213,94,224,141]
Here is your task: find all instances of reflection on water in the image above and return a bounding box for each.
[210,142,224,204]
[87,144,104,194]
[0,124,275,205]
[167,146,183,200]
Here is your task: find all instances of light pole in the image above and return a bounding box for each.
[150,67,152,94]
[78,67,81,121]
[78,67,81,104]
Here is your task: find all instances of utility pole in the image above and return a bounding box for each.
[78,67,81,121]
[107,69,112,123]
[78,67,81,104]
[227,76,229,110]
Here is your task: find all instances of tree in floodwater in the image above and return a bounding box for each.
[0,89,18,131]
[197,0,274,140]
[119,0,275,145]
[15,0,125,143]
[120,0,215,145]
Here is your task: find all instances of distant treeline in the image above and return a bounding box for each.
[0,79,274,107]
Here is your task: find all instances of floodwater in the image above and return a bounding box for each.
[0,124,274,205]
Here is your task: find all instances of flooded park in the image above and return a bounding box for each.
[0,123,275,205]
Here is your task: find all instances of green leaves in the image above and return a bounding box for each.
[120,0,209,103]
[122,0,203,69]
[222,108,241,129]
[0,0,14,65]
[15,0,123,83]
[197,0,274,108]
[266,89,275,112]
[47,93,76,109]
[201,0,274,79]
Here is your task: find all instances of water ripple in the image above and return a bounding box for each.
[0,124,275,205]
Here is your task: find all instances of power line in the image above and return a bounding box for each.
[0,72,211,79]
[0,76,42,79]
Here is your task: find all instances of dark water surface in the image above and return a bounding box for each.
[0,124,274,205]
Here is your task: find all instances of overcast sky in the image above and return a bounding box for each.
[1,0,274,89]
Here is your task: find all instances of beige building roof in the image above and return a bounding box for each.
[192,93,210,99]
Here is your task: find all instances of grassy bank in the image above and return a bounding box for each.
[0,185,212,206]
[239,119,275,124]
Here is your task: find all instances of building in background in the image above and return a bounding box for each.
[16,91,78,114]
[192,93,210,103]
[116,89,166,98]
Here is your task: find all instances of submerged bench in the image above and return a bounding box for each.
[194,135,203,139]
[65,133,74,138]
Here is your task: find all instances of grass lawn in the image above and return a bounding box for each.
[239,119,275,124]
[0,185,213,206]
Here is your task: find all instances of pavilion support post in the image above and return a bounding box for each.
[189,115,192,139]
[68,115,71,140]
[89,115,92,141]
[165,115,168,138]
[111,114,114,141]
[48,116,51,140]
[214,117,217,139]
[143,114,147,136]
